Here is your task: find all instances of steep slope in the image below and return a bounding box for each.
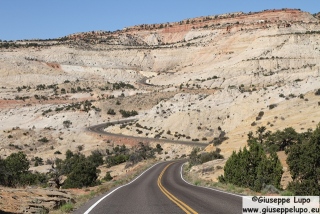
[0,9,320,213]
[0,8,319,159]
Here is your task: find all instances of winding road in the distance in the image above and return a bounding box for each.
[87,119,208,147]
[77,121,242,213]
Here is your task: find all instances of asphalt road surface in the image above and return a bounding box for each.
[74,161,242,214]
[87,120,208,147]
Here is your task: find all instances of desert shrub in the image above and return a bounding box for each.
[60,203,74,213]
[48,150,102,189]
[34,156,43,166]
[18,171,48,186]
[77,145,83,151]
[113,82,135,90]
[63,120,72,128]
[38,137,49,143]
[105,145,129,167]
[55,151,101,189]
[288,93,296,98]
[155,144,163,154]
[0,152,30,187]
[258,111,264,117]
[87,150,104,167]
[188,148,223,167]
[211,131,228,146]
[264,127,301,152]
[219,142,283,192]
[119,109,138,118]
[286,124,320,195]
[269,104,277,109]
[103,172,113,181]
[0,152,48,187]
[63,162,100,188]
[107,109,116,115]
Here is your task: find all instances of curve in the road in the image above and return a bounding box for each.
[158,163,198,214]
[75,161,242,214]
[87,120,208,147]
[83,162,161,214]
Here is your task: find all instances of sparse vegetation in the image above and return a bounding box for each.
[59,202,74,213]
[103,172,113,181]
[63,120,72,128]
[188,147,223,167]
[211,131,228,146]
[105,143,157,168]
[38,137,49,143]
[112,82,135,90]
[1,9,320,213]
[269,104,277,109]
[119,109,138,118]
[107,108,116,115]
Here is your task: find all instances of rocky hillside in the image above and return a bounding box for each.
[0,8,319,154]
[0,8,320,212]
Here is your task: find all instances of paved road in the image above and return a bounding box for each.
[87,120,208,147]
[74,161,242,214]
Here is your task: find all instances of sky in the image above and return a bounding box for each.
[0,0,319,41]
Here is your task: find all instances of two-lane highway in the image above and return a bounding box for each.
[87,120,208,147]
[74,161,242,213]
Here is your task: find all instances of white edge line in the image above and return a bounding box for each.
[84,162,161,214]
[180,162,242,198]
[180,163,282,209]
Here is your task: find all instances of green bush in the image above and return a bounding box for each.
[63,120,72,128]
[103,172,113,181]
[87,150,104,167]
[286,124,320,195]
[219,142,283,192]
[60,202,74,213]
[155,144,163,154]
[0,152,48,187]
[2,152,30,187]
[211,131,228,146]
[107,108,116,115]
[38,137,49,143]
[51,150,102,189]
[119,109,138,118]
[63,160,100,188]
[188,148,223,167]
[269,104,277,109]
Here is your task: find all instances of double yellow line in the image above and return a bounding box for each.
[157,163,198,214]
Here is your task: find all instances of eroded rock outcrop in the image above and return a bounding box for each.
[0,187,74,213]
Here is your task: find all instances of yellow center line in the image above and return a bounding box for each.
[157,163,198,214]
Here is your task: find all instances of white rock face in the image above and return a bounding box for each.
[0,9,320,159]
